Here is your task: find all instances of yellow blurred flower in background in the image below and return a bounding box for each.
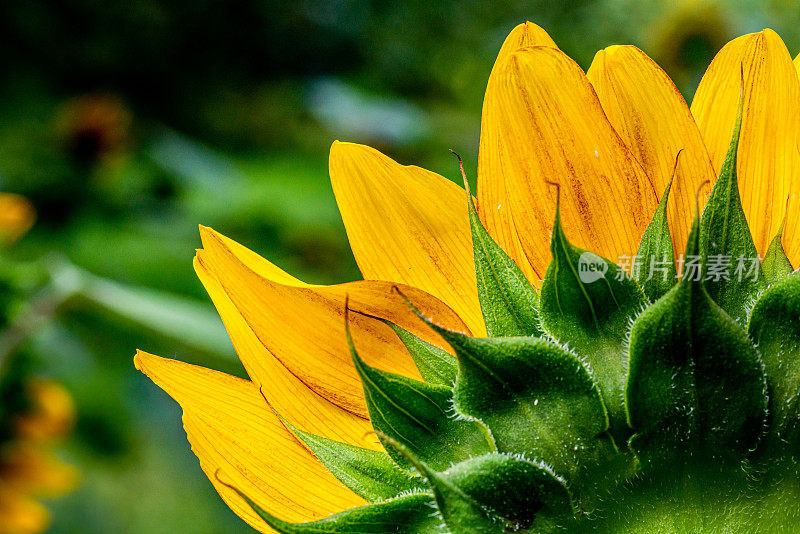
[0,379,78,534]
[647,0,731,91]
[0,194,78,533]
[136,20,800,533]
[0,195,35,247]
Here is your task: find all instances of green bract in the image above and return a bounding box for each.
[232,122,800,533]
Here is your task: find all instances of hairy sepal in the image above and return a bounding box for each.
[749,272,800,456]
[348,321,493,471]
[699,95,765,324]
[466,178,543,337]
[286,422,423,502]
[636,179,677,302]
[627,214,767,470]
[540,204,646,434]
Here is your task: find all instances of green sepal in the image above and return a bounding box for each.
[584,464,800,533]
[284,422,423,502]
[699,95,765,324]
[539,202,646,433]
[761,221,793,286]
[627,213,767,469]
[383,319,457,386]
[347,315,494,471]
[394,446,574,534]
[749,272,800,455]
[465,178,542,337]
[636,179,677,302]
[422,324,619,502]
[232,488,442,533]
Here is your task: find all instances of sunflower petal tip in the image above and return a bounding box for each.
[510,20,548,41]
[198,224,215,239]
[133,349,154,373]
[329,140,366,166]
[197,225,224,251]
[495,20,557,63]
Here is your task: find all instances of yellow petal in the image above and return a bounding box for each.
[197,227,470,420]
[134,351,366,530]
[691,29,800,262]
[478,24,558,285]
[0,193,35,245]
[194,254,378,450]
[587,45,716,257]
[478,46,659,283]
[329,141,485,336]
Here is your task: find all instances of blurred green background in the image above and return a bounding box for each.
[1,1,798,532]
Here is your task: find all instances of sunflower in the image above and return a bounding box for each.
[136,22,800,533]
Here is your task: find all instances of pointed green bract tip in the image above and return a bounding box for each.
[697,84,763,325]
[539,193,645,437]
[636,178,677,301]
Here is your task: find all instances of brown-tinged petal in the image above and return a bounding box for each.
[329,141,485,336]
[197,227,470,419]
[134,351,367,531]
[495,21,558,61]
[479,45,659,282]
[587,45,716,257]
[194,254,378,449]
[691,30,800,262]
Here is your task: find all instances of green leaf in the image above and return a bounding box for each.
[383,320,457,386]
[761,221,793,287]
[234,490,442,533]
[635,179,677,302]
[398,449,574,534]
[347,315,494,471]
[539,203,647,433]
[422,325,618,502]
[285,422,422,502]
[699,96,765,324]
[627,213,767,469]
[464,177,542,337]
[748,272,800,455]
